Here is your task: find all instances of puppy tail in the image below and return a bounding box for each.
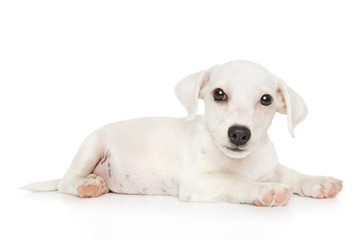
[20,179,61,192]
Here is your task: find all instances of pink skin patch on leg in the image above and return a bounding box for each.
[93,153,112,188]
[92,152,123,194]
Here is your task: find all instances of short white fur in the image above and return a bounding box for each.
[23,60,342,206]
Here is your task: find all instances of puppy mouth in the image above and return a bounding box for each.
[224,146,246,152]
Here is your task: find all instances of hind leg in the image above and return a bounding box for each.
[58,131,109,197]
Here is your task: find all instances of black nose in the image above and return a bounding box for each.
[228,125,251,146]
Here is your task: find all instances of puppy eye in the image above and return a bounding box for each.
[260,94,272,106]
[213,88,227,102]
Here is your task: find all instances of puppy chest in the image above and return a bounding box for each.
[218,156,278,181]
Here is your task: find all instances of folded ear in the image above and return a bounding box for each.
[275,76,308,138]
[175,69,210,120]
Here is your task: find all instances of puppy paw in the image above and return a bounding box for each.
[77,174,109,198]
[253,183,292,207]
[298,176,343,199]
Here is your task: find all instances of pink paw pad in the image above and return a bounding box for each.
[328,185,338,197]
[253,188,291,207]
[316,191,325,199]
[320,181,343,199]
[253,200,263,206]
[263,191,274,204]
[77,174,109,198]
[275,193,286,203]
[300,177,343,199]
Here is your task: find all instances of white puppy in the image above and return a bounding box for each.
[24,60,343,207]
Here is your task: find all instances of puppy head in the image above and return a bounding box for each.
[175,60,307,158]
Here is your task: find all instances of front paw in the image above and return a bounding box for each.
[298,176,343,199]
[252,183,292,207]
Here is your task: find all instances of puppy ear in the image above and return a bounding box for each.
[275,76,308,138]
[175,70,210,120]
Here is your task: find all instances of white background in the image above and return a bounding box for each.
[1,0,359,239]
